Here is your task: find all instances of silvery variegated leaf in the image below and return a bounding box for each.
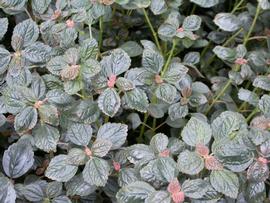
[116,77,135,91]
[155,83,177,104]
[123,88,149,113]
[214,13,240,32]
[253,76,270,91]
[259,0,270,9]
[118,168,140,187]
[181,116,212,146]
[47,56,67,76]
[33,123,60,153]
[167,137,185,155]
[177,150,204,175]
[150,0,167,15]
[11,19,39,51]
[14,106,37,133]
[142,47,164,74]
[0,18,8,40]
[127,144,155,165]
[80,38,99,61]
[190,0,219,8]
[145,191,171,203]
[65,174,96,196]
[162,63,188,85]
[213,46,237,62]
[31,0,51,14]
[132,0,151,8]
[2,142,34,178]
[81,58,101,79]
[101,48,131,76]
[238,88,259,106]
[91,138,113,157]
[46,181,62,199]
[22,180,47,202]
[182,179,208,199]
[211,111,247,140]
[116,181,155,202]
[120,41,143,57]
[156,157,178,182]
[64,79,83,95]
[22,42,52,63]
[98,88,121,117]
[150,133,168,153]
[259,95,270,117]
[45,155,78,182]
[67,148,88,166]
[52,196,72,203]
[183,15,202,31]
[38,104,59,125]
[31,73,46,99]
[210,169,239,199]
[0,47,11,74]
[168,102,189,121]
[46,89,74,107]
[97,122,128,150]
[82,157,110,187]
[66,122,92,146]
[0,176,16,203]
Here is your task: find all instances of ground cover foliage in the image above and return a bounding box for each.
[0,0,270,202]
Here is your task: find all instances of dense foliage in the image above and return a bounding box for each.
[0,0,270,202]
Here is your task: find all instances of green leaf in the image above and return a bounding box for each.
[0,18,8,40]
[101,48,131,76]
[38,104,59,126]
[150,133,168,153]
[214,13,240,32]
[190,0,219,8]
[116,181,155,203]
[182,117,212,146]
[120,41,143,57]
[64,79,83,95]
[211,111,247,140]
[168,102,188,121]
[45,155,78,182]
[155,83,177,104]
[253,76,270,91]
[177,150,204,175]
[33,123,60,153]
[98,88,121,117]
[22,42,51,63]
[0,176,16,203]
[66,122,92,146]
[183,15,202,31]
[2,142,34,178]
[210,169,239,199]
[82,157,110,187]
[66,174,96,196]
[0,47,11,74]
[97,123,128,150]
[11,19,39,50]
[150,0,167,15]
[14,106,37,133]
[123,88,149,113]
[92,139,112,157]
[182,179,208,199]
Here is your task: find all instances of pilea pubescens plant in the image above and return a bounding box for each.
[1,0,270,202]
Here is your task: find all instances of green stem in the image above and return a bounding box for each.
[142,8,162,53]
[98,16,104,51]
[88,19,93,39]
[161,39,177,76]
[105,115,109,123]
[231,0,245,14]
[205,79,232,115]
[138,113,149,142]
[246,108,259,122]
[243,5,261,46]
